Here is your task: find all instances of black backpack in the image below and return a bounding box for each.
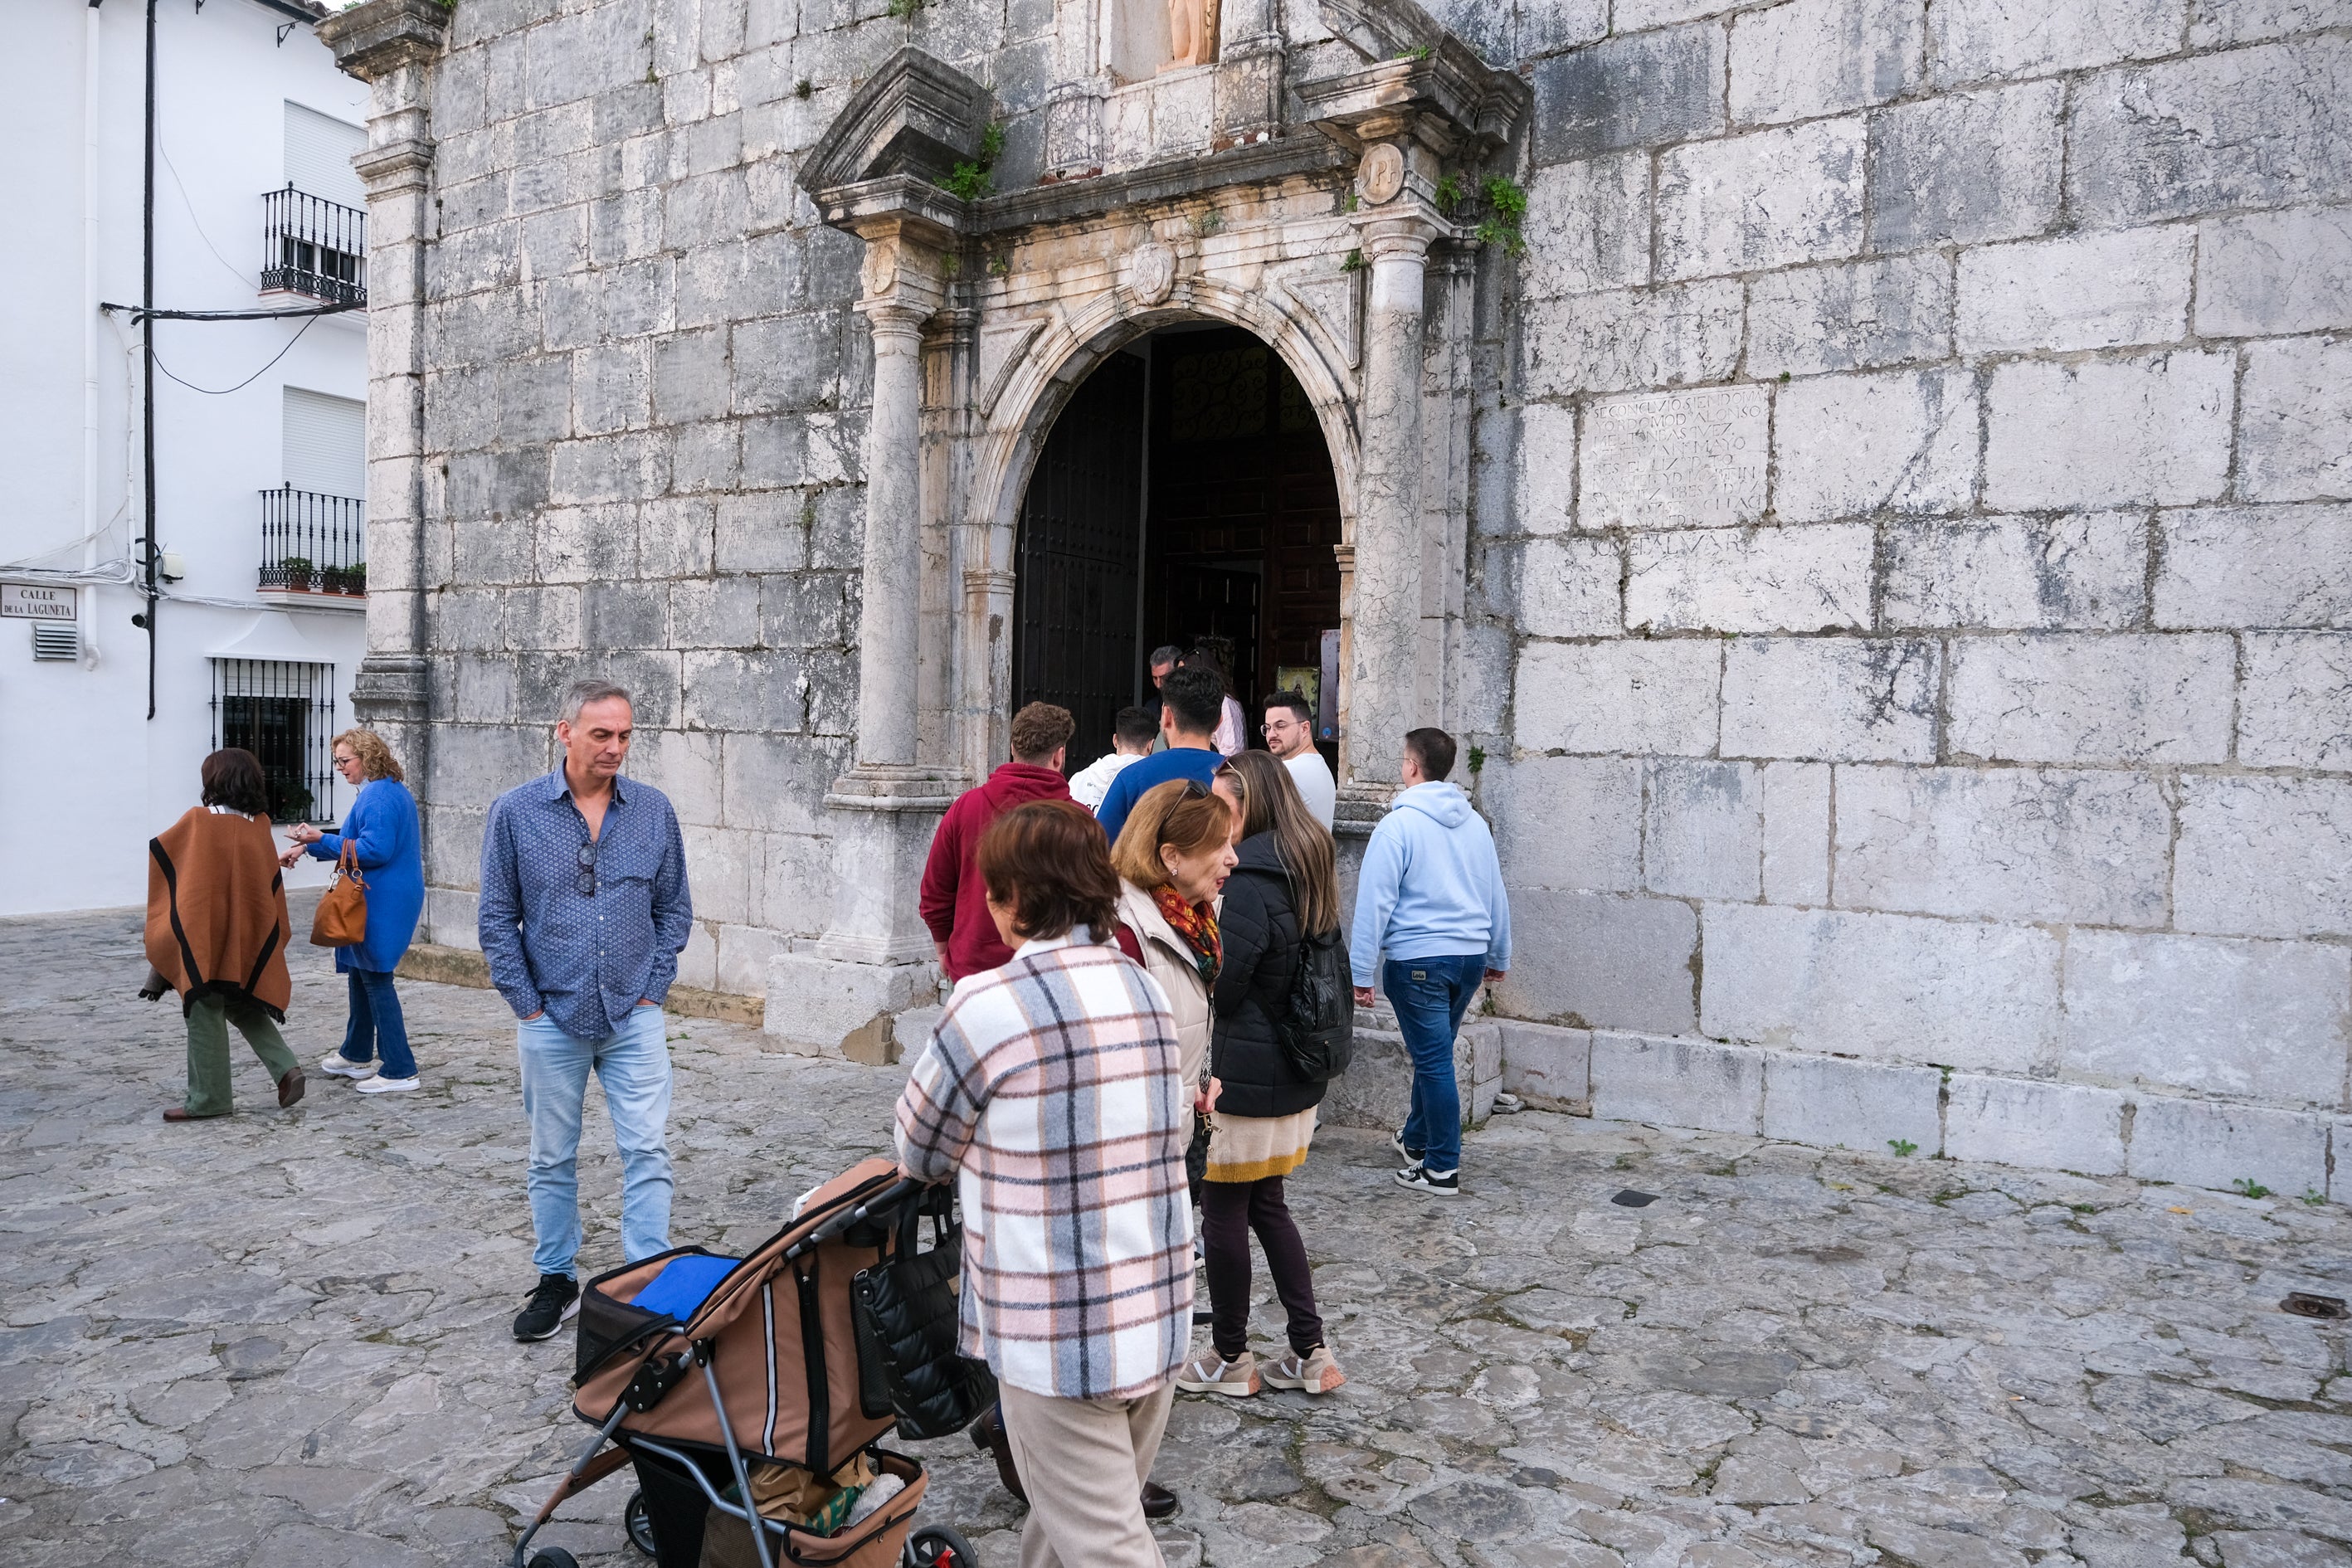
[1276,923,1354,1082]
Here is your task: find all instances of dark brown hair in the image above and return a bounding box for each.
[1405,727,1458,782]
[976,799,1121,942]
[1225,751,1340,935]
[1010,701,1076,764]
[1110,778,1236,889]
[199,748,270,816]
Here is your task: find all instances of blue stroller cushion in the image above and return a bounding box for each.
[628,1254,740,1322]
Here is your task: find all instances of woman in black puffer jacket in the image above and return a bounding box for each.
[1172,750,1348,1400]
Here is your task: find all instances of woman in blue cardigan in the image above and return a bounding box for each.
[283,728,426,1093]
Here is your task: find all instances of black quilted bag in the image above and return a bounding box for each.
[851,1194,998,1441]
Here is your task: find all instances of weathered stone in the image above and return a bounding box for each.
[1759,761,1832,904]
[1931,0,2180,86]
[1516,640,1721,757]
[1523,281,1746,397]
[1513,401,1580,534]
[1521,154,1652,299]
[2239,337,2352,503]
[1984,352,2235,510]
[1884,513,2147,631]
[1657,119,1867,281]
[1643,758,1763,902]
[2127,1096,2331,1198]
[2214,1531,2352,1568]
[1701,903,2060,1069]
[1500,1020,1594,1107]
[2155,504,2352,629]
[1590,1032,1764,1135]
[1956,228,2194,354]
[1945,632,2236,765]
[1760,1053,1942,1157]
[2067,40,2352,226]
[1719,637,1938,762]
[1530,23,1726,164]
[1774,368,1977,523]
[1626,524,1872,634]
[1942,1075,2127,1174]
[1744,253,1952,378]
[1484,755,1644,894]
[1868,80,2064,248]
[1580,385,1769,532]
[1490,890,1700,1035]
[1833,764,2172,925]
[2174,777,2352,938]
[1518,536,1624,637]
[1728,0,1924,125]
[2239,632,2352,770]
[2197,207,2352,337]
[2062,929,2352,1103]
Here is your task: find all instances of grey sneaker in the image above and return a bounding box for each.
[1263,1344,1345,1394]
[1174,1350,1259,1398]
[319,1053,376,1079]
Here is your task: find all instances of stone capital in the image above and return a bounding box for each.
[353,135,437,192]
[316,0,450,85]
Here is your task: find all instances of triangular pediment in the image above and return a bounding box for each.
[801,46,991,197]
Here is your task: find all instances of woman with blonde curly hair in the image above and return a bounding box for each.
[283,728,426,1093]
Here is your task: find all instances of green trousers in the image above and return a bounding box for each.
[183,995,299,1118]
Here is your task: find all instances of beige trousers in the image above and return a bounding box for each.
[998,1380,1176,1568]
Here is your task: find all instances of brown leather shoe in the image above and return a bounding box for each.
[1141,1479,1179,1520]
[968,1405,1025,1504]
[276,1067,305,1108]
[162,1107,198,1122]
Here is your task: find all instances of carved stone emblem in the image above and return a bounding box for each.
[1127,241,1177,304]
[860,241,899,299]
[1358,143,1406,205]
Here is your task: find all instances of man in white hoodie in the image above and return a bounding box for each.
[1347,728,1510,1196]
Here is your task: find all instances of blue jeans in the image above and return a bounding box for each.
[518,1004,674,1279]
[339,970,416,1079]
[1385,954,1486,1176]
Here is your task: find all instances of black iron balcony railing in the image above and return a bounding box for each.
[259,487,366,596]
[261,187,367,306]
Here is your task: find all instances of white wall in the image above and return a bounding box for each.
[0,0,372,917]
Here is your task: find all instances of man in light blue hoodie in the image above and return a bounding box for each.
[1348,728,1510,1196]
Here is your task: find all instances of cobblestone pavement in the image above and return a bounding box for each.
[7,907,2352,1568]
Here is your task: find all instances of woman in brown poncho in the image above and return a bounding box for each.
[143,748,304,1121]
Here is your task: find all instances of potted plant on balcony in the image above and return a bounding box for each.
[277,555,314,592]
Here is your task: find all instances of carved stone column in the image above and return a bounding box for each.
[1340,135,1446,803]
[854,298,930,771]
[320,0,446,903]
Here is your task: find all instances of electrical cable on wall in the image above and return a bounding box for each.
[149,309,322,395]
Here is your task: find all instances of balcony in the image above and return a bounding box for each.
[261,187,367,307]
[259,488,365,597]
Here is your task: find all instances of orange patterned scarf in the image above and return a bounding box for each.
[1152,884,1220,985]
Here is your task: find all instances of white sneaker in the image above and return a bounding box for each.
[355,1074,419,1094]
[320,1053,377,1079]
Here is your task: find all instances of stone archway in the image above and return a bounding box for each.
[764,15,1527,1057]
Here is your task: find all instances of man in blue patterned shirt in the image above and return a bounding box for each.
[480,679,694,1342]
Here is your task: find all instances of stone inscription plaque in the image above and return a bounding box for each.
[1580,385,1767,530]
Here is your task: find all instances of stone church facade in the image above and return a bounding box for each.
[319,0,2350,1193]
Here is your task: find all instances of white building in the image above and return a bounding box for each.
[2,0,373,916]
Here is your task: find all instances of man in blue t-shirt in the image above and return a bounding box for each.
[1095,665,1228,844]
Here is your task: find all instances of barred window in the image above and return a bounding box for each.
[211,659,338,826]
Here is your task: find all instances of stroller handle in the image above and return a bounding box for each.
[788,1175,932,1257]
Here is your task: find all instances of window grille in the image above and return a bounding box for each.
[212,659,337,825]
[259,489,366,595]
[261,187,367,307]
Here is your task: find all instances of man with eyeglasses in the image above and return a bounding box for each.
[1260,689,1335,830]
[480,679,694,1342]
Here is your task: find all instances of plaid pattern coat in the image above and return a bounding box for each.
[894,932,1195,1400]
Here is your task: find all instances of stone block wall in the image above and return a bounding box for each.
[1467,0,2352,1186]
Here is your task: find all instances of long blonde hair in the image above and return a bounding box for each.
[332,728,404,783]
[1224,750,1338,936]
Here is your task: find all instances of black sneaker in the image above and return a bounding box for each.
[513,1273,579,1341]
[1395,1166,1459,1197]
[1391,1127,1424,1171]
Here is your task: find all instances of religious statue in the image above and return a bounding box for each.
[1165,0,1220,68]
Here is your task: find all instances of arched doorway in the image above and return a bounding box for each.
[1010,322,1345,772]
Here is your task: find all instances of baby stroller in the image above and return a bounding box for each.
[510,1158,985,1568]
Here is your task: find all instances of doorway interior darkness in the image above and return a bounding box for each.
[1011,324,1345,773]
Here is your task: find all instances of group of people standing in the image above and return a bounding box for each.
[900,655,1510,1566]
[140,730,426,1121]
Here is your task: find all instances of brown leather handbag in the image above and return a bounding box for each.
[309,840,368,947]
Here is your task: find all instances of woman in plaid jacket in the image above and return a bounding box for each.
[895,799,1195,1568]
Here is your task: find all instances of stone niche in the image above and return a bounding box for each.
[766,0,1528,1063]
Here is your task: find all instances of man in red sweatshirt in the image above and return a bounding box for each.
[919,702,1076,981]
